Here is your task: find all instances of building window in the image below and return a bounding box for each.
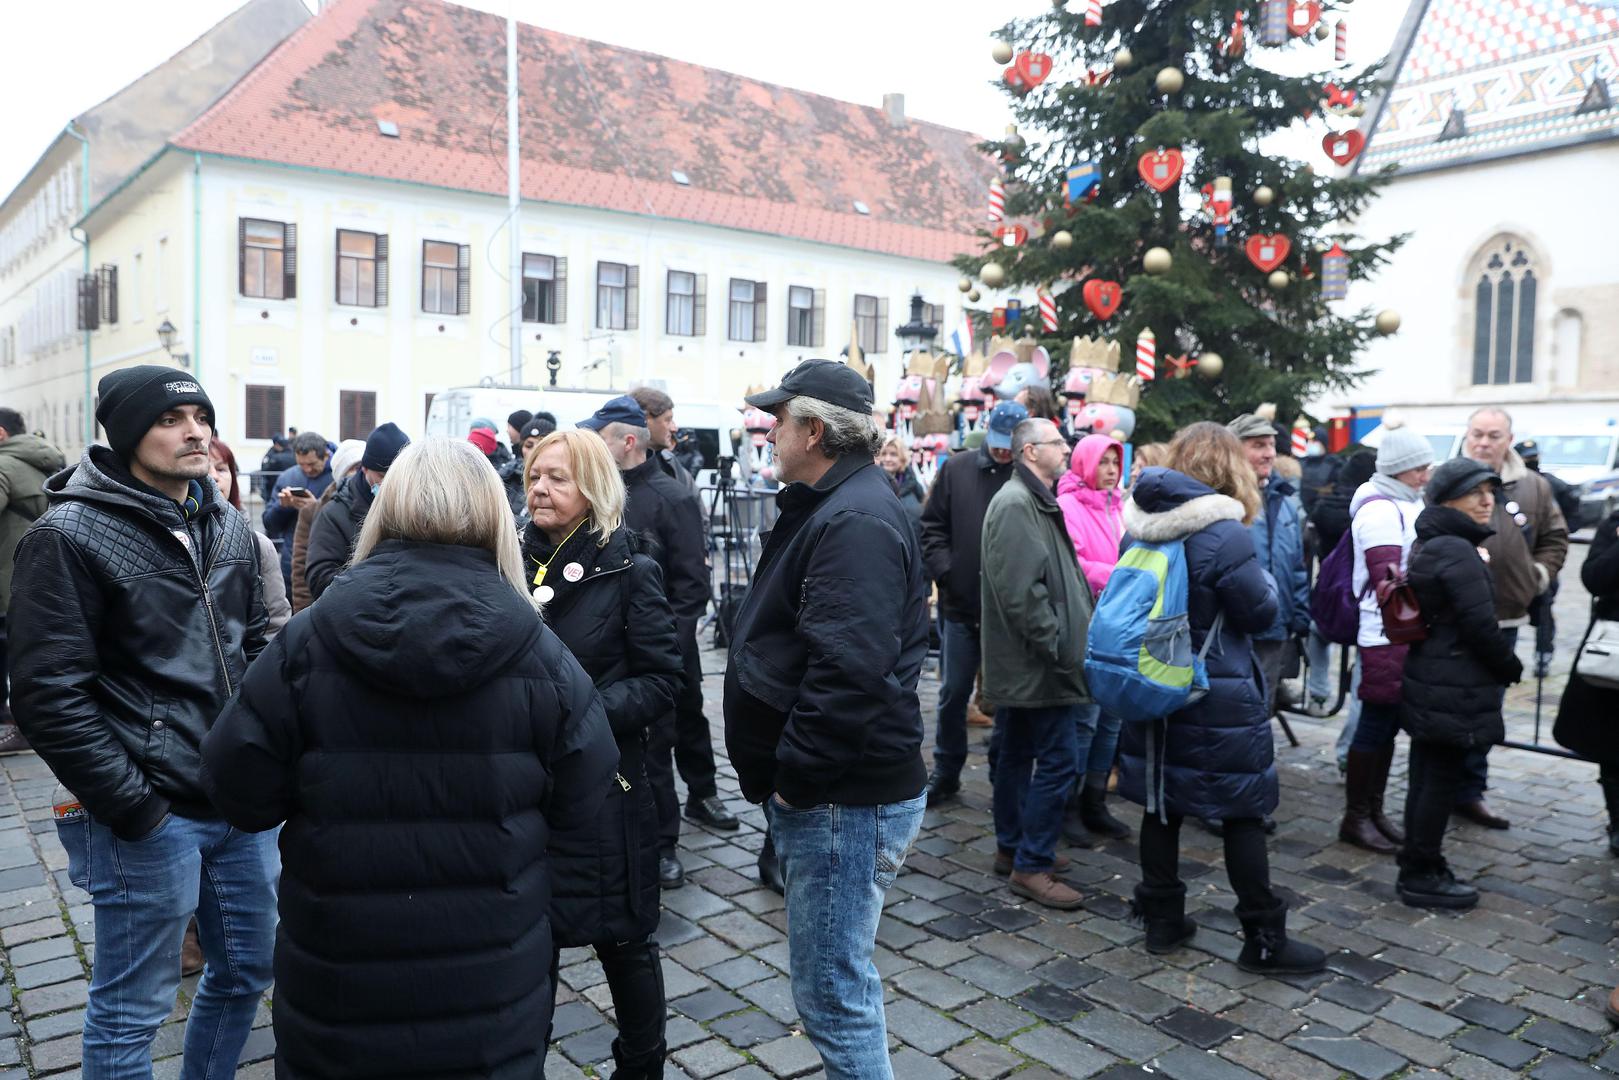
[666,270,707,336]
[787,286,825,347]
[1471,237,1537,385]
[336,230,387,307]
[244,385,285,440]
[523,254,566,323]
[421,240,469,315]
[596,261,638,330]
[854,293,888,354]
[339,390,377,442]
[240,219,296,300]
[79,265,118,331]
[728,278,767,342]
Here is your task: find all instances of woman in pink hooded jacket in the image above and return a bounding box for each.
[1054,434,1132,843]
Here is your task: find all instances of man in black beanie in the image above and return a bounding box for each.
[305,421,410,600]
[506,409,533,455]
[9,364,276,1077]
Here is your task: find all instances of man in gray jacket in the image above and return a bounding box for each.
[0,407,65,753]
[980,417,1094,910]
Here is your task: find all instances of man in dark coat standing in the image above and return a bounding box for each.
[0,406,64,754]
[918,400,1026,806]
[263,430,334,589]
[583,395,737,893]
[724,360,929,1080]
[305,423,409,601]
[10,366,275,1077]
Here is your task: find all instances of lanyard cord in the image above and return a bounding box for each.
[532,518,588,587]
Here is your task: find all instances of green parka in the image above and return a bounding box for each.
[0,434,66,612]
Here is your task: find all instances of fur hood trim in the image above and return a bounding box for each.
[1124,492,1246,542]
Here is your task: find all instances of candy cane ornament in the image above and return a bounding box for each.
[987,177,1005,223]
[1335,19,1347,61]
[1085,0,1102,27]
[1136,329,1156,381]
[1039,289,1058,332]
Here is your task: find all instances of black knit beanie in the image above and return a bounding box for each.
[361,422,410,473]
[96,366,214,459]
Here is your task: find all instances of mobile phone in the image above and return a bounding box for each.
[285,486,312,499]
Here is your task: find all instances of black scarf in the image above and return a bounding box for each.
[524,520,601,611]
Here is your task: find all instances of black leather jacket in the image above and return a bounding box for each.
[10,447,268,839]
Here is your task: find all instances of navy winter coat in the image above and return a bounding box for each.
[1116,468,1281,822]
[1247,473,1311,641]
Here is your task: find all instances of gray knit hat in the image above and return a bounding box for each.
[1375,416,1434,476]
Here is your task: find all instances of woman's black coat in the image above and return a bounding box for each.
[1555,509,1619,762]
[1403,506,1523,748]
[201,540,617,1079]
[522,523,682,947]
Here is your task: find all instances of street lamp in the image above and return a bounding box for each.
[156,319,189,368]
[894,292,939,355]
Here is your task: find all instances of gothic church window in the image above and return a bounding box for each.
[1470,237,1538,386]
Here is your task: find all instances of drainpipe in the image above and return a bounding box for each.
[192,153,202,374]
[63,123,90,445]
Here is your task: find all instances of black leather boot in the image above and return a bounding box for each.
[757,830,784,896]
[1079,772,1131,840]
[1132,883,1196,955]
[1397,860,1479,910]
[1235,898,1326,975]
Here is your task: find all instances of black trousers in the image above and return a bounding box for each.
[643,619,720,852]
[0,615,8,713]
[1139,812,1277,914]
[1402,739,1469,874]
[573,935,666,1077]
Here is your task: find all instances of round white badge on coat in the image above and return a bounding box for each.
[563,562,584,582]
[537,585,555,603]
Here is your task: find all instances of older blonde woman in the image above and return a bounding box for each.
[523,429,683,1078]
[201,438,616,1078]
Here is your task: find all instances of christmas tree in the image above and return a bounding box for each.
[959,0,1401,442]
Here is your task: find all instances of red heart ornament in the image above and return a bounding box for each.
[1288,0,1321,35]
[1082,279,1123,320]
[1002,67,1029,95]
[1015,51,1053,87]
[1245,234,1292,272]
[993,224,1029,247]
[1322,129,1365,165]
[1137,148,1185,193]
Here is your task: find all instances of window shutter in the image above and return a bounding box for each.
[876,296,889,352]
[457,244,471,315]
[554,257,568,324]
[238,219,248,296]
[333,230,342,304]
[625,265,639,331]
[694,273,706,336]
[375,234,389,307]
[77,274,99,331]
[283,223,297,299]
[101,265,118,325]
[754,282,767,342]
[418,240,429,313]
[813,288,826,347]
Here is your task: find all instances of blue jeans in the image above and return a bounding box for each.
[932,616,980,782]
[1304,624,1331,703]
[1458,626,1519,803]
[1079,703,1119,778]
[57,813,279,1080]
[992,705,1081,872]
[1336,660,1363,767]
[767,794,925,1080]
[1352,700,1402,751]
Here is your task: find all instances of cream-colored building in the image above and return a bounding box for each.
[4,0,993,457]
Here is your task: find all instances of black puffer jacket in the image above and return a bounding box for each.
[522,523,681,946]
[1403,505,1523,748]
[498,458,528,523]
[201,540,616,1079]
[1554,509,1619,763]
[1309,450,1376,557]
[622,455,711,622]
[304,471,373,600]
[919,446,1014,624]
[9,447,267,840]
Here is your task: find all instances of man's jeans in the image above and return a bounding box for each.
[767,794,925,1080]
[932,616,980,783]
[1078,703,1120,777]
[57,813,279,1080]
[1304,624,1331,704]
[1336,660,1363,768]
[992,706,1081,872]
[1458,626,1519,804]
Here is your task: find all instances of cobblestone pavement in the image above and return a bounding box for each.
[0,547,1613,1078]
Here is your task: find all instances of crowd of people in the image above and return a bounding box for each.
[0,357,1613,1077]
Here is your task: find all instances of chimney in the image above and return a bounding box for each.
[882,93,906,128]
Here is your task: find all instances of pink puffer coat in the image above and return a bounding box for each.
[1056,434,1124,597]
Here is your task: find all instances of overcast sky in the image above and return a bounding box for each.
[1,0,1410,204]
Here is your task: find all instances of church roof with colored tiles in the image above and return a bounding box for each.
[1358,0,1619,175]
[170,0,996,262]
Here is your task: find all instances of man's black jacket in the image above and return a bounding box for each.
[304,471,374,601]
[10,447,268,839]
[918,446,1014,625]
[622,455,710,623]
[723,455,928,808]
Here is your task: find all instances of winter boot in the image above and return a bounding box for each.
[1338,748,1397,854]
[1367,742,1404,845]
[1396,858,1478,910]
[602,940,668,1080]
[1079,772,1132,840]
[1601,775,1619,857]
[1132,883,1196,955]
[1062,786,1096,849]
[1235,898,1327,976]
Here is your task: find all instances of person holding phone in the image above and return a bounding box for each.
[263,430,335,588]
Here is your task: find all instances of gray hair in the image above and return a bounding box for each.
[1467,406,1513,433]
[292,431,329,457]
[602,421,653,449]
[785,395,884,458]
[1011,417,1056,457]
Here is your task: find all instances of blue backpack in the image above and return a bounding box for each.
[1084,539,1223,723]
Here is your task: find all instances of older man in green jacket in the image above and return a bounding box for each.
[0,408,65,753]
[980,416,1095,910]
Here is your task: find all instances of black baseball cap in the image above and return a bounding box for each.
[744,359,874,414]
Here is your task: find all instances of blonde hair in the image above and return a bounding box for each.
[1168,422,1263,525]
[1133,442,1170,470]
[1272,455,1302,483]
[879,434,909,457]
[352,438,534,607]
[524,429,625,548]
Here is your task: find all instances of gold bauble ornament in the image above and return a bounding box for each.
[1156,66,1185,94]
[967,288,982,302]
[1376,309,1402,335]
[1314,22,1330,40]
[1052,230,1074,250]
[1144,246,1173,274]
[1003,124,1026,155]
[1253,185,1275,207]
[980,262,1006,288]
[1268,270,1291,290]
[958,277,973,293]
[1197,351,1224,378]
[1114,47,1135,69]
[991,40,1014,65]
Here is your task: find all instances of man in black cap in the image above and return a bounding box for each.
[723,359,929,1077]
[582,397,736,891]
[9,365,275,1077]
[506,409,533,457]
[304,422,410,601]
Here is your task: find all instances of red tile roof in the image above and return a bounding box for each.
[172,0,996,262]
